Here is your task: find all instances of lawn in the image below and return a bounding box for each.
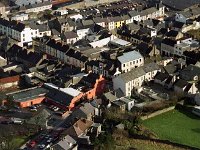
[143,109,200,149]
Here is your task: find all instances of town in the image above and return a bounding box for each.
[0,0,200,149]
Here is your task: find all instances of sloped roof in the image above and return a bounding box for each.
[117,50,143,64]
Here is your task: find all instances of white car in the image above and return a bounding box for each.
[53,107,59,112]
[30,108,37,112]
[47,137,53,143]
[38,144,45,149]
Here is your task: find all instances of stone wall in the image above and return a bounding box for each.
[141,106,175,120]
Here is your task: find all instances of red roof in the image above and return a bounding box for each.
[0,75,20,84]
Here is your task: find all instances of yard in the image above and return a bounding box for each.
[143,109,200,149]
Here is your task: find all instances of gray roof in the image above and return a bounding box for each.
[29,22,50,32]
[82,19,94,26]
[141,7,158,16]
[62,31,78,39]
[117,50,143,64]
[128,10,140,17]
[118,62,160,82]
[103,92,118,102]
[53,135,76,150]
[8,87,48,102]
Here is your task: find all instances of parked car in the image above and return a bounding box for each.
[38,144,45,149]
[30,105,37,109]
[30,108,37,112]
[53,107,59,111]
[27,140,36,148]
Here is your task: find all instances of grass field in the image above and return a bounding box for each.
[143,109,200,149]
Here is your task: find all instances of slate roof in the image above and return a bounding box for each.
[65,118,93,137]
[166,30,180,37]
[118,62,160,82]
[140,7,158,16]
[162,0,200,11]
[117,50,143,64]
[0,18,25,32]
[53,135,76,150]
[128,10,140,17]
[180,64,200,81]
[29,22,50,32]
[46,88,81,107]
[154,72,169,81]
[162,38,177,47]
[47,39,69,53]
[173,21,185,29]
[62,31,78,39]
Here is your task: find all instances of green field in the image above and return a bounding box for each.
[143,109,200,149]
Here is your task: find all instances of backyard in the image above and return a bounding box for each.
[143,109,200,149]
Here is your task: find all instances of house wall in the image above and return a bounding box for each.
[161,43,174,56]
[120,57,144,73]
[85,75,106,99]
[68,93,84,110]
[25,4,52,13]
[17,96,45,108]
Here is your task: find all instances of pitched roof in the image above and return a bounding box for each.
[0,18,25,32]
[65,118,93,137]
[128,10,140,17]
[141,7,158,16]
[162,38,177,47]
[117,50,143,64]
[162,0,200,11]
[118,62,160,82]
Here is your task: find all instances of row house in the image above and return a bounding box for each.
[85,60,121,79]
[10,0,49,6]
[64,49,88,70]
[46,39,69,61]
[44,39,88,70]
[113,62,160,96]
[161,38,199,57]
[23,1,52,13]
[0,18,51,47]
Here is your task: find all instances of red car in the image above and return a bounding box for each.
[27,140,36,148]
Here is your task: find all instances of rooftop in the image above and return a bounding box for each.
[117,50,143,64]
[7,87,48,102]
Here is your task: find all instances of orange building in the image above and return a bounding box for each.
[6,87,48,108]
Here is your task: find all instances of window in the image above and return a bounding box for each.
[130,62,132,65]
[123,64,125,67]
[140,59,142,62]
[133,61,135,64]
[23,34,25,37]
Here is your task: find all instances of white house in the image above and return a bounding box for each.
[117,50,144,73]
[25,1,52,13]
[119,97,134,111]
[11,13,29,21]
[173,79,198,95]
[0,18,39,47]
[113,62,160,96]
[10,0,49,6]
